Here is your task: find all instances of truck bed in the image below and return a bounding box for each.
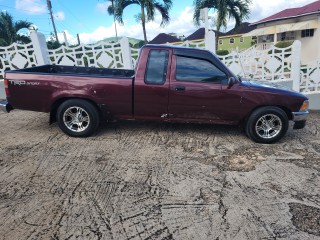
[5,65,134,115]
[8,65,135,78]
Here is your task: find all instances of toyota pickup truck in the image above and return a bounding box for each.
[0,45,309,143]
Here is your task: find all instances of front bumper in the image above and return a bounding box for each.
[0,100,13,113]
[292,111,309,130]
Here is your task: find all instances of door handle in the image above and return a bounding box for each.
[175,86,186,91]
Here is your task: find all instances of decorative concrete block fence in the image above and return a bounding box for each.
[0,31,319,109]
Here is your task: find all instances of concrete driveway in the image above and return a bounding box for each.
[0,110,319,239]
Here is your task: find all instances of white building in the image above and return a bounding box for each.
[244,0,320,63]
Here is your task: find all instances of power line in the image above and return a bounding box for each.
[55,20,77,36]
[55,0,91,32]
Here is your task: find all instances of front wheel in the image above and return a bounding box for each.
[56,99,100,137]
[245,107,289,144]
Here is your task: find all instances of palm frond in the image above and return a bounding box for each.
[0,11,32,46]
[114,0,139,24]
[153,2,170,26]
[193,0,218,25]
[193,0,251,30]
[145,0,155,21]
[14,20,32,32]
[107,5,115,15]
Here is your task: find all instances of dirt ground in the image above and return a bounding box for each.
[0,110,319,240]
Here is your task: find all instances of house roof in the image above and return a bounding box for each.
[184,28,224,41]
[148,33,181,44]
[252,0,320,25]
[225,22,256,35]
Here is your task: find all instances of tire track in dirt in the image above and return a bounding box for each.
[0,110,320,239]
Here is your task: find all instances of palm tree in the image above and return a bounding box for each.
[193,0,250,49]
[105,0,119,41]
[109,0,172,44]
[0,12,32,46]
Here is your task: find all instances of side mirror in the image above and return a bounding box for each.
[227,77,236,89]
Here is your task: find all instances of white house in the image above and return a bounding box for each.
[244,0,320,63]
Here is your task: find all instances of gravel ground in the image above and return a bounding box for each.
[0,110,319,240]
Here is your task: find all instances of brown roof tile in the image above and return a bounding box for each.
[149,33,181,44]
[225,22,256,35]
[184,28,225,41]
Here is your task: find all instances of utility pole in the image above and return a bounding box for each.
[200,8,209,35]
[77,34,81,45]
[111,0,118,41]
[63,31,69,47]
[46,0,59,43]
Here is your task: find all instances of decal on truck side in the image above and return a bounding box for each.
[9,80,40,86]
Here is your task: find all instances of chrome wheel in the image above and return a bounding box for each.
[255,114,282,139]
[63,106,90,132]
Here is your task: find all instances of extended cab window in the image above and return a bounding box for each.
[145,50,169,85]
[175,56,228,84]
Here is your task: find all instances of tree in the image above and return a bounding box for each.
[109,0,172,44]
[47,33,62,49]
[105,0,119,40]
[193,0,250,49]
[0,12,32,46]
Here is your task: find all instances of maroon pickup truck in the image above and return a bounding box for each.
[1,45,309,143]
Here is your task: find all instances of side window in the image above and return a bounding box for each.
[175,56,228,84]
[145,50,169,85]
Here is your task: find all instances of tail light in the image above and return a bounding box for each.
[4,79,10,97]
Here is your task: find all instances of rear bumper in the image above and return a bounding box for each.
[0,100,13,113]
[292,111,309,130]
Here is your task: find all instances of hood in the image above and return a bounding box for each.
[241,80,294,92]
[242,80,293,91]
[240,80,308,99]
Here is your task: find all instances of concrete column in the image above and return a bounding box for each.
[30,31,50,65]
[120,37,133,69]
[291,40,302,92]
[205,30,216,54]
[274,33,277,44]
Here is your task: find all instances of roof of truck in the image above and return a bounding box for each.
[143,44,208,51]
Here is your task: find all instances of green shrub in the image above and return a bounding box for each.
[216,49,229,56]
[274,40,294,48]
[268,40,294,54]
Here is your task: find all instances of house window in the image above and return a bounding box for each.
[230,38,234,44]
[301,29,314,38]
[240,37,244,43]
[219,39,223,45]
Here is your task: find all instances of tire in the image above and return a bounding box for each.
[245,106,289,144]
[56,99,100,137]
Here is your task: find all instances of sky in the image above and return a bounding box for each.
[0,0,316,44]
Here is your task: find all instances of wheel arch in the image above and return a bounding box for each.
[244,105,290,143]
[49,97,102,124]
[241,105,293,127]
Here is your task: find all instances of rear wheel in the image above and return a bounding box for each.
[245,106,288,144]
[57,99,100,137]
